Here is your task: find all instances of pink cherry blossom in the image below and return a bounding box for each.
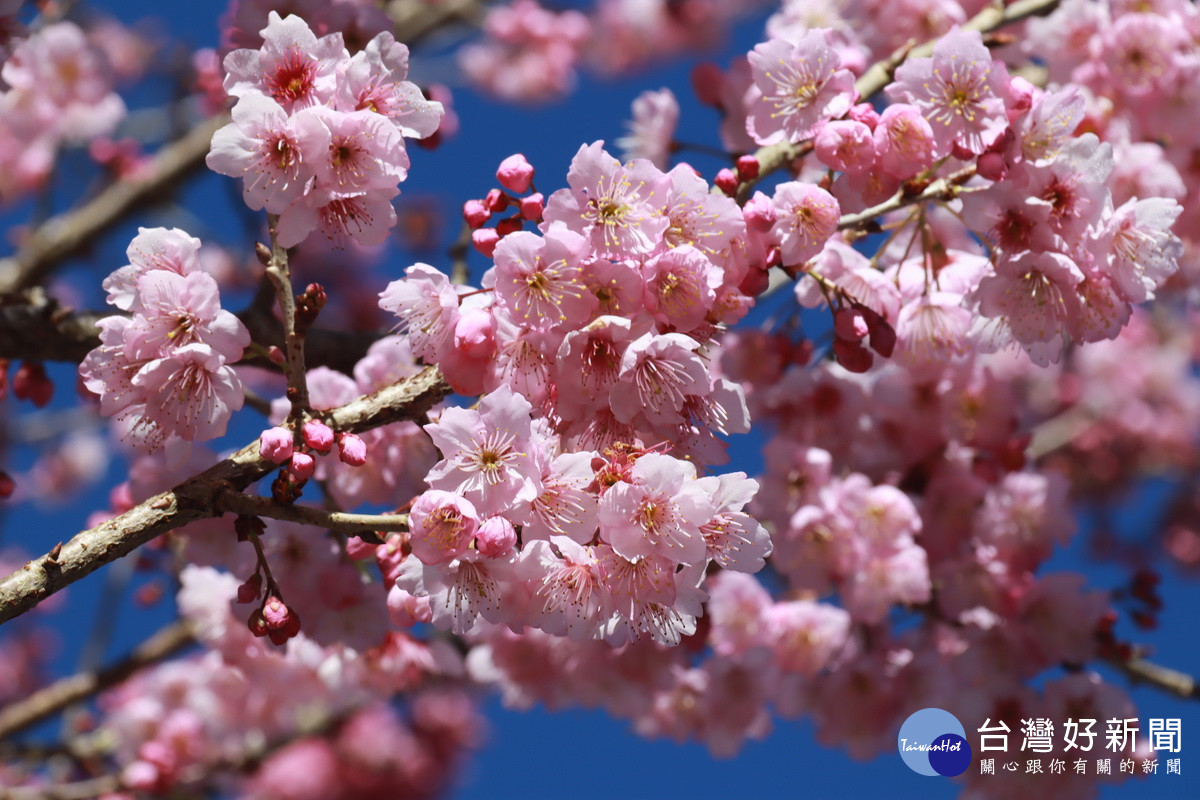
[887,26,1010,156]
[746,32,856,144]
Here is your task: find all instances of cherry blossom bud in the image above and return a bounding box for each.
[976,150,1008,181]
[376,534,408,585]
[834,307,869,341]
[262,595,291,629]
[519,192,544,220]
[280,609,301,638]
[289,452,316,480]
[236,573,263,604]
[736,155,760,181]
[463,199,491,228]
[259,427,294,464]
[715,168,739,195]
[345,535,375,560]
[495,216,522,237]
[496,153,535,193]
[690,62,725,107]
[848,102,880,129]
[247,608,269,637]
[743,191,777,231]
[302,419,334,453]
[13,362,53,407]
[867,316,896,358]
[454,308,497,359]
[738,265,770,298]
[833,338,873,373]
[1006,75,1036,120]
[472,228,500,256]
[485,188,509,212]
[476,515,517,557]
[267,346,285,365]
[337,432,367,466]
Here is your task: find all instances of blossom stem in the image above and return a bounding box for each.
[0,620,195,740]
[220,490,410,535]
[838,164,978,231]
[265,214,310,423]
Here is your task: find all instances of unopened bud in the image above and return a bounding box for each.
[337,432,367,467]
[289,452,316,481]
[259,427,294,463]
[302,419,334,454]
[496,153,535,194]
[714,168,739,196]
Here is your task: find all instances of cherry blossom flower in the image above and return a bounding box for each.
[887,27,1010,156]
[616,88,678,168]
[746,31,856,144]
[542,141,671,260]
[424,385,542,515]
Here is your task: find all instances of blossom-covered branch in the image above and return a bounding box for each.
[736,0,1063,198]
[0,366,449,625]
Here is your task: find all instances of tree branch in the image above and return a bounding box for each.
[1109,653,1200,701]
[0,621,195,741]
[0,113,231,296]
[218,491,410,535]
[264,216,310,419]
[0,290,388,374]
[1,775,121,800]
[0,366,449,625]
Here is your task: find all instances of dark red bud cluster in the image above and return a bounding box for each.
[12,361,53,407]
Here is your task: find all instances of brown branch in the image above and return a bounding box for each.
[733,0,1063,199]
[0,113,231,296]
[0,292,387,374]
[0,366,450,625]
[218,491,409,535]
[836,165,978,232]
[264,216,309,418]
[0,621,195,741]
[1109,653,1200,701]
[0,775,121,800]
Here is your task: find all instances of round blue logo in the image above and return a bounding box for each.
[897,708,972,777]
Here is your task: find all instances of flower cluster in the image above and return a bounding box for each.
[459,0,590,103]
[0,20,126,201]
[384,142,766,460]
[80,228,250,451]
[207,12,443,247]
[392,385,769,645]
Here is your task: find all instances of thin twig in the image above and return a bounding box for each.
[0,775,121,800]
[0,620,195,740]
[264,215,309,420]
[1108,653,1200,700]
[219,491,409,535]
[0,113,231,296]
